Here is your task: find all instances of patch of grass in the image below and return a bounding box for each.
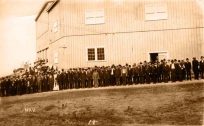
[2,105,13,110]
[44,104,58,111]
[0,82,203,126]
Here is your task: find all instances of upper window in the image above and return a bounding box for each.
[87,47,105,61]
[85,10,105,25]
[53,52,58,64]
[145,3,168,21]
[52,20,60,33]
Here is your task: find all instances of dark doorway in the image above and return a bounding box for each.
[150,53,158,63]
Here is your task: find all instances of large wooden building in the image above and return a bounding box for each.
[36,0,204,69]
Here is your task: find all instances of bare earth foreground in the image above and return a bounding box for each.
[0,81,204,126]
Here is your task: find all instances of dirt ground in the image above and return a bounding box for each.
[0,81,203,126]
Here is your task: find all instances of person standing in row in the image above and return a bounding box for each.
[185,58,191,80]
[192,57,199,80]
[115,65,121,86]
[92,68,99,88]
[121,66,128,85]
[200,56,204,79]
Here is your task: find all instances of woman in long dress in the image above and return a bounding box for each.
[53,72,59,91]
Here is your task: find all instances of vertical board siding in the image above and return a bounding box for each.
[36,0,204,69]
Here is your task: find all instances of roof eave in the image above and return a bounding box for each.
[35,0,55,22]
[46,0,60,12]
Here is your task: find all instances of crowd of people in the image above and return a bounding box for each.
[0,56,204,97]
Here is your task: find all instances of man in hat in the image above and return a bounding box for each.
[73,68,79,89]
[81,68,86,88]
[37,73,42,92]
[92,68,99,88]
[185,58,191,80]
[115,65,121,86]
[200,56,204,79]
[104,67,111,86]
[0,78,5,96]
[110,65,116,86]
[59,69,66,90]
[48,73,54,91]
[86,68,93,88]
[0,78,3,96]
[99,67,105,87]
[192,57,199,79]
[26,75,32,94]
[68,68,74,89]
[121,66,128,85]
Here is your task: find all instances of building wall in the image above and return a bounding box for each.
[36,4,50,60]
[197,0,204,56]
[36,0,204,69]
[56,0,203,35]
[50,28,201,68]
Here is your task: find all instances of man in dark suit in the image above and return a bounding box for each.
[115,65,121,86]
[80,69,86,88]
[86,68,93,88]
[152,63,158,83]
[60,69,66,90]
[69,69,74,89]
[101,67,106,87]
[185,58,191,80]
[200,56,204,79]
[192,57,199,80]
[103,67,110,86]
[175,60,181,81]
[138,62,144,84]
[110,65,116,86]
[170,60,176,82]
[0,78,5,96]
[5,77,12,96]
[145,62,151,84]
[163,61,170,82]
[133,64,139,84]
[48,74,54,91]
[64,71,69,89]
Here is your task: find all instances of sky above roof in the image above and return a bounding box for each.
[0,0,47,77]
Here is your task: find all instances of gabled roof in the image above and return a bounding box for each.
[35,0,59,21]
[47,0,59,12]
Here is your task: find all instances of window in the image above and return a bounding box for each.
[113,0,123,5]
[87,48,105,61]
[52,20,60,33]
[54,52,58,64]
[37,51,41,60]
[88,48,95,61]
[145,3,168,21]
[37,48,48,61]
[97,48,105,60]
[85,10,105,25]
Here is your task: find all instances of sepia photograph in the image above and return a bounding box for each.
[0,0,204,125]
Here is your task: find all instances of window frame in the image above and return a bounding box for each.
[85,9,105,25]
[145,3,168,21]
[87,48,96,61]
[96,48,105,61]
[86,47,106,62]
[52,20,60,33]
